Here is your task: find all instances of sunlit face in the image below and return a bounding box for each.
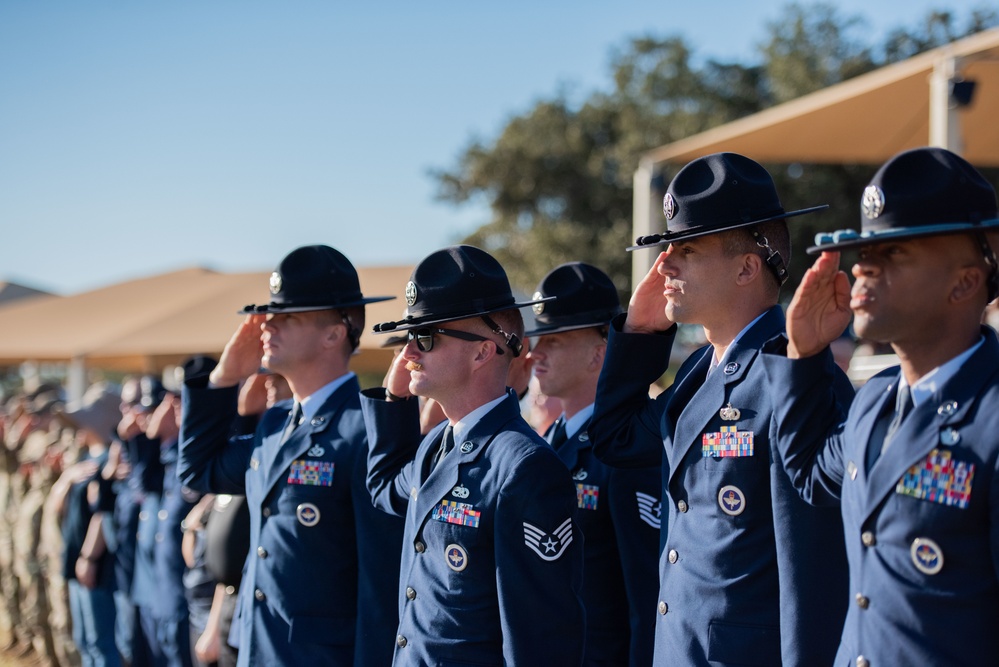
[528,328,604,401]
[400,318,487,403]
[261,311,334,375]
[657,234,744,325]
[850,235,975,344]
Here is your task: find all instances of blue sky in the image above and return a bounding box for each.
[1,1,990,294]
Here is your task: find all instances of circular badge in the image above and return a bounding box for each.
[910,537,944,575]
[445,544,468,572]
[861,185,886,219]
[663,193,677,220]
[269,271,283,295]
[532,292,546,315]
[718,485,746,516]
[939,428,961,446]
[405,281,418,306]
[296,503,321,527]
[723,362,740,375]
[459,441,474,454]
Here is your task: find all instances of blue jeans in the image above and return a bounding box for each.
[68,579,121,667]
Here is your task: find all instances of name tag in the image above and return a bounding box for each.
[287,460,334,486]
[896,449,974,509]
[702,426,754,457]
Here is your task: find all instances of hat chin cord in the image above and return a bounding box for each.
[749,229,789,286]
[338,309,361,351]
[480,315,523,357]
[973,231,999,302]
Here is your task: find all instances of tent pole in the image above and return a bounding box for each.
[929,55,963,154]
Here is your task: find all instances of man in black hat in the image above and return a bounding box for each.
[526,262,659,667]
[178,245,404,667]
[760,146,999,666]
[590,152,853,665]
[361,245,584,666]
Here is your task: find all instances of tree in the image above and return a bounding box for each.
[432,2,998,301]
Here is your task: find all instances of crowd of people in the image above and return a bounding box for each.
[2,145,999,667]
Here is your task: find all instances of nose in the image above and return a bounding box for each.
[658,246,678,277]
[851,257,880,279]
[401,338,421,361]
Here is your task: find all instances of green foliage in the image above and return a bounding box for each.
[432,2,999,300]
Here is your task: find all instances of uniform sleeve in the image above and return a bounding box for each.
[178,378,253,495]
[360,388,424,517]
[607,465,661,666]
[495,447,585,666]
[759,343,853,505]
[591,314,676,469]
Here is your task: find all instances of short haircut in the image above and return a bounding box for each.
[720,220,791,294]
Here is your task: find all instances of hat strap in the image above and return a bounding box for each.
[339,309,361,351]
[973,231,999,302]
[749,229,789,286]
[480,315,523,357]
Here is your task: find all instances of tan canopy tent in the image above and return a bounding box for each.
[631,26,999,285]
[0,266,413,397]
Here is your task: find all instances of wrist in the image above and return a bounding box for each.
[384,389,409,402]
[78,553,99,562]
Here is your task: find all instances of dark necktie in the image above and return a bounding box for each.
[866,384,912,472]
[281,403,303,443]
[433,426,455,470]
[549,418,568,449]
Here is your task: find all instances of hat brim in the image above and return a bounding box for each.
[373,296,556,333]
[239,295,395,315]
[525,320,612,337]
[627,204,829,251]
[807,218,999,254]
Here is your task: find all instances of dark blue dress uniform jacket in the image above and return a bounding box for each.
[361,389,585,667]
[762,326,999,666]
[178,375,404,667]
[545,418,659,667]
[590,307,852,666]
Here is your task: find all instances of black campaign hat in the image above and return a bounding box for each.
[630,152,827,251]
[809,147,999,254]
[240,245,394,314]
[373,245,553,332]
[524,262,622,336]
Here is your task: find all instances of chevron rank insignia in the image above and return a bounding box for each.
[523,518,573,561]
[635,491,662,529]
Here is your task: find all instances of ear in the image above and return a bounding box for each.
[587,341,607,373]
[950,265,985,304]
[471,341,499,366]
[734,253,764,286]
[321,321,345,349]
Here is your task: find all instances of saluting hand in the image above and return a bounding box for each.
[624,251,675,334]
[210,315,266,387]
[384,348,414,400]
[786,251,852,359]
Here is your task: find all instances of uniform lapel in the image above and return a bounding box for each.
[862,331,999,521]
[261,377,357,496]
[668,307,783,485]
[555,420,592,472]
[411,392,518,528]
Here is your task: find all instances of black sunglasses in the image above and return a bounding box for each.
[408,327,504,354]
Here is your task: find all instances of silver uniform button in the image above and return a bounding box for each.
[139,511,149,521]
[406,587,416,600]
[668,549,678,564]
[414,541,425,553]
[855,593,869,609]
[154,533,163,543]
[861,531,876,547]
[396,635,407,648]
[658,601,668,615]
[257,546,268,558]
[157,509,168,521]
[677,500,688,513]
[254,589,266,602]
[224,585,235,595]
[857,656,869,667]
[262,507,271,518]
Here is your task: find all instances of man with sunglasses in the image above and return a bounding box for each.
[526,262,660,667]
[590,153,853,666]
[178,245,405,667]
[362,245,584,666]
[761,147,999,666]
